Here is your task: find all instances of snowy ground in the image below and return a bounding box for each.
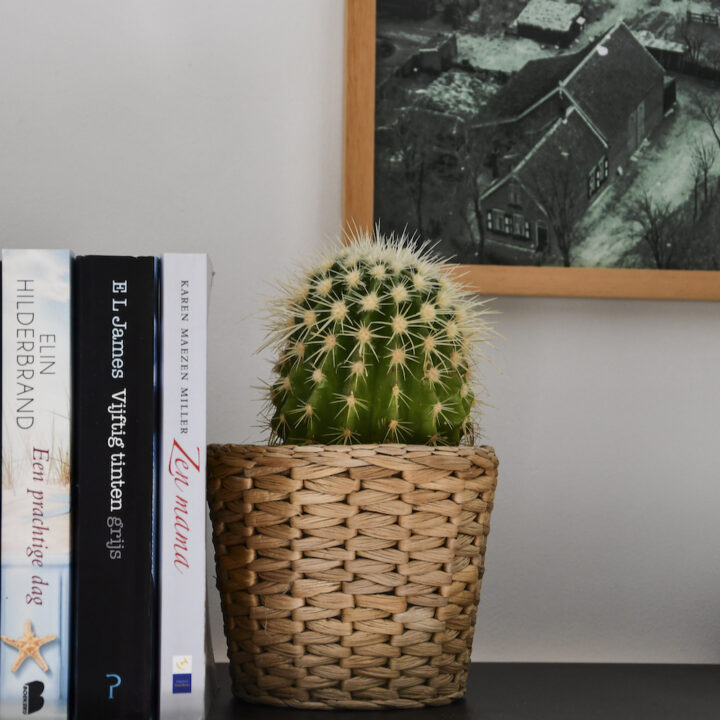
[585,1,716,36]
[573,78,720,267]
[420,2,714,76]
[380,2,717,77]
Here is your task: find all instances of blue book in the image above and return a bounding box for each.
[1,249,72,719]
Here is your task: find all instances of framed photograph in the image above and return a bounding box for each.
[343,0,720,299]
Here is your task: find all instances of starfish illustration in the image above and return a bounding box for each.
[0,619,57,673]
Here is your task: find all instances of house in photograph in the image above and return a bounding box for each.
[416,34,458,73]
[514,0,585,48]
[377,31,458,89]
[480,22,670,264]
[482,108,607,261]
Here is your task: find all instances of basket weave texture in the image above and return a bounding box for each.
[207,443,498,710]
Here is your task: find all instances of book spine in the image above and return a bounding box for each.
[1,249,72,720]
[158,254,208,720]
[72,256,158,719]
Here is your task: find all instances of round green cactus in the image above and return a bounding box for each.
[263,232,493,445]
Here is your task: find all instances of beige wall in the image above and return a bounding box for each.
[1,0,718,664]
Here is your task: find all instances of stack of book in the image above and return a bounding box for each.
[0,250,214,720]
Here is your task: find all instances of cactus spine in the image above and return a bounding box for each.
[263,232,492,445]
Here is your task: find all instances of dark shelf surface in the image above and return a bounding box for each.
[209,662,720,719]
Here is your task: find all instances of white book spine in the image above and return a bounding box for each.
[0,249,72,720]
[158,254,209,720]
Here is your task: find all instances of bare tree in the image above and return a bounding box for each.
[455,123,492,262]
[690,138,717,217]
[705,45,720,72]
[449,75,510,263]
[628,192,684,269]
[680,20,709,66]
[454,74,543,263]
[694,93,720,154]
[524,151,584,267]
[390,108,435,236]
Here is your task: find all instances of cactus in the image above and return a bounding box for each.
[263,231,493,445]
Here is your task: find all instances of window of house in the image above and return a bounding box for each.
[493,209,504,231]
[509,183,522,206]
[513,214,524,237]
[487,211,493,230]
[524,221,531,240]
[588,171,595,198]
[504,214,513,234]
[603,157,609,179]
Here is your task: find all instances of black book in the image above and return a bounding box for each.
[72,256,158,719]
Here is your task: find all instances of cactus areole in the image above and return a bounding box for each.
[263,232,492,445]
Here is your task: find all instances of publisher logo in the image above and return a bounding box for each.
[173,655,192,673]
[22,681,44,714]
[172,655,192,694]
[173,674,192,694]
[106,673,122,700]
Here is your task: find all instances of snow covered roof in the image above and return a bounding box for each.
[516,0,583,33]
[422,70,494,118]
[633,30,685,55]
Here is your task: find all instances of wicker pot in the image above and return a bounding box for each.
[207,443,498,710]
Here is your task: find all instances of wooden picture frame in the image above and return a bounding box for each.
[343,0,720,300]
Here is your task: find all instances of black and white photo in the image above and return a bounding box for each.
[374,0,720,270]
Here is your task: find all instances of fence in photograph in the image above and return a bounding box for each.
[687,11,720,27]
[649,51,720,84]
[643,42,720,85]
[681,61,720,83]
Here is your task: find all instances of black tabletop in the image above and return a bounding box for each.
[209,662,720,719]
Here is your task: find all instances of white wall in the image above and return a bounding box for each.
[1,0,718,665]
[477,297,720,663]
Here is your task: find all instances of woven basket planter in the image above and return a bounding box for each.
[207,443,498,710]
